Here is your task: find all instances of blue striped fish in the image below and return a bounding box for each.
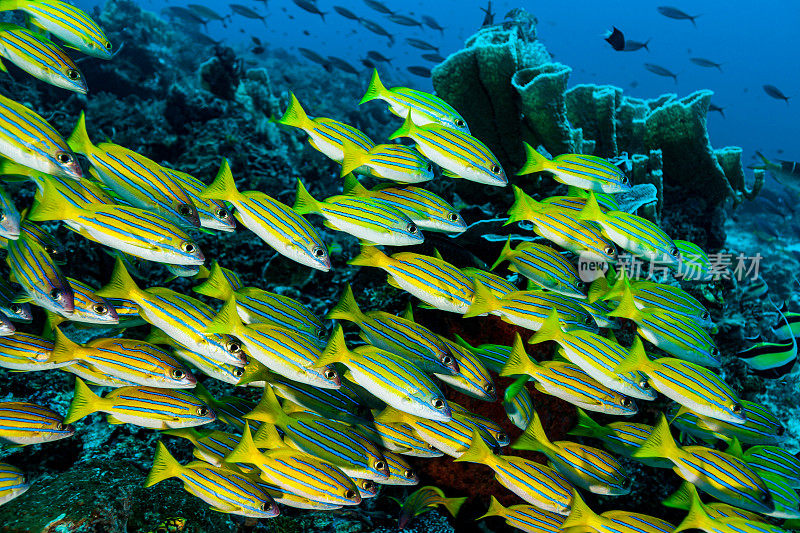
[0,401,74,445]
[193,384,261,432]
[666,401,785,446]
[502,334,637,415]
[6,232,73,315]
[16,220,62,263]
[14,161,115,210]
[340,141,434,183]
[205,296,341,389]
[0,0,113,59]
[343,175,466,233]
[531,310,655,400]
[0,332,63,371]
[461,268,517,300]
[506,186,618,263]
[269,374,369,424]
[0,462,28,505]
[491,238,585,298]
[278,93,375,162]
[0,184,20,240]
[349,246,474,314]
[160,167,236,232]
[452,335,512,373]
[672,482,783,533]
[578,192,680,268]
[200,159,330,271]
[465,282,597,333]
[49,329,196,389]
[634,415,773,514]
[503,382,533,430]
[61,360,136,388]
[96,259,248,366]
[65,377,215,429]
[663,481,770,522]
[360,69,470,132]
[0,23,86,92]
[318,325,451,420]
[294,180,424,246]
[225,423,362,506]
[0,276,32,323]
[194,261,324,338]
[518,143,631,193]
[479,495,564,533]
[760,473,800,519]
[357,417,444,458]
[617,338,742,423]
[0,92,82,179]
[455,428,574,515]
[434,335,495,400]
[389,114,507,186]
[161,427,240,467]
[561,491,672,533]
[379,450,419,486]
[547,187,622,211]
[742,445,800,488]
[674,239,715,282]
[394,485,467,529]
[60,277,118,325]
[449,402,510,447]
[246,387,390,481]
[513,411,631,495]
[326,283,457,374]
[67,113,200,228]
[607,286,720,367]
[165,341,244,386]
[145,441,279,518]
[254,481,341,510]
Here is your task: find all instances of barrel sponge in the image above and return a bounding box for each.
[714,146,763,205]
[512,63,579,157]
[565,84,623,158]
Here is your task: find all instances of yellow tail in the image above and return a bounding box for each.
[204,295,243,336]
[224,423,261,465]
[144,441,185,487]
[499,333,537,378]
[95,257,145,301]
[453,427,493,465]
[359,69,387,105]
[348,245,390,268]
[516,143,550,176]
[192,261,236,300]
[200,159,243,204]
[463,280,500,318]
[292,179,321,215]
[325,283,365,323]
[631,414,681,460]
[66,110,95,156]
[63,377,103,424]
[316,324,351,368]
[277,92,312,130]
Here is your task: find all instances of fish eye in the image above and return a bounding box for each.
[621,397,632,407]
[181,241,196,253]
[226,341,241,353]
[215,207,228,218]
[345,489,356,499]
[426,163,433,172]
[778,425,786,436]
[484,383,495,394]
[197,406,209,416]
[584,315,594,325]
[432,398,445,409]
[442,355,454,366]
[404,469,415,479]
[455,119,465,127]
[447,212,459,222]
[490,164,501,174]
[702,311,710,320]
[177,204,193,216]
[639,379,650,389]
[362,480,376,491]
[622,176,629,184]
[92,304,108,315]
[604,246,615,255]
[105,42,113,50]
[50,288,63,300]
[670,246,680,257]
[731,403,743,414]
[9,304,20,314]
[55,422,64,431]
[407,223,418,234]
[375,460,386,471]
[711,347,720,357]
[260,502,274,512]
[324,368,338,380]
[56,152,73,164]
[233,367,244,377]
[312,246,326,258]
[66,68,80,80]
[171,369,185,379]
[576,281,585,289]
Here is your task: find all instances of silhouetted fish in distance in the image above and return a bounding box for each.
[657,6,700,26]
[644,63,678,84]
[763,85,790,104]
[690,57,723,72]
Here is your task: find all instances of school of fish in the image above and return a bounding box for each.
[1,1,799,531]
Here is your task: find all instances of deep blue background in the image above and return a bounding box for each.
[82,0,799,164]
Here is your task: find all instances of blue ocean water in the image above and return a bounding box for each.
[79,0,798,165]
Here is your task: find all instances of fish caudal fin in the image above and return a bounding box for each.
[499,333,536,378]
[516,142,550,176]
[339,140,369,177]
[245,386,286,425]
[64,377,103,424]
[252,421,284,449]
[325,284,364,323]
[613,336,650,374]
[144,441,184,487]
[278,92,312,130]
[511,410,552,454]
[161,427,205,445]
[478,496,507,520]
[224,423,260,465]
[27,179,80,222]
[47,327,82,365]
[567,407,609,439]
[529,309,564,345]
[316,324,350,367]
[505,186,538,225]
[662,481,698,510]
[96,257,145,301]
[342,174,370,196]
[66,110,95,155]
[453,427,493,465]
[192,261,235,300]
[632,414,680,460]
[388,113,418,141]
[463,280,499,318]
[442,496,467,518]
[359,69,387,105]
[204,295,242,335]
[605,286,640,320]
[200,159,243,203]
[489,236,513,271]
[292,179,321,215]
[347,245,389,268]
[559,491,598,531]
[673,489,712,533]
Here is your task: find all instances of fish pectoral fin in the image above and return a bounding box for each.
[386,276,402,290]
[0,59,6,73]
[106,415,125,425]
[322,220,341,231]
[441,169,461,179]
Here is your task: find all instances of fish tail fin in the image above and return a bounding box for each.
[26,178,79,222]
[373,406,409,425]
[325,284,364,323]
[662,480,698,511]
[277,92,312,130]
[388,113,418,141]
[505,186,537,224]
[511,410,552,453]
[587,276,611,303]
[96,257,145,301]
[605,286,640,320]
[48,327,81,364]
[224,423,260,465]
[576,191,606,223]
[463,280,500,318]
[342,174,369,196]
[452,334,474,351]
[567,407,609,438]
[500,333,536,377]
[442,496,467,518]
[144,441,184,487]
[673,488,712,533]
[66,110,94,155]
[478,496,507,520]
[347,245,389,268]
[632,414,680,460]
[316,324,350,367]
[204,296,242,335]
[559,491,598,531]
[246,386,287,425]
[64,377,103,424]
[160,427,204,445]
[359,69,387,104]
[490,236,514,271]
[453,428,494,465]
[192,261,235,300]
[340,139,369,177]
[252,421,285,449]
[529,309,564,345]
[292,179,320,215]
[200,159,242,203]
[613,336,650,374]
[516,142,550,176]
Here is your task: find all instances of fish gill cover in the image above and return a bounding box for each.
[0,1,797,532]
